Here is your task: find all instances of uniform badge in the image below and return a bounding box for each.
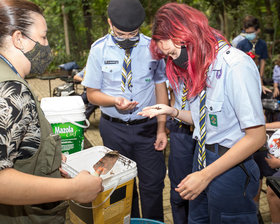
[214,69,222,79]
[104,60,119,64]
[209,114,217,127]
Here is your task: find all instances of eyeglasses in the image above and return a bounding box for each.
[245,31,256,34]
[110,29,140,42]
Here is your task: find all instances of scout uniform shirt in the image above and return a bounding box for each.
[82,33,166,121]
[172,81,190,124]
[190,44,265,148]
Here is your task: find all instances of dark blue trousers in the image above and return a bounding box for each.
[189,144,260,224]
[99,116,166,221]
[81,91,98,120]
[253,150,276,179]
[167,119,196,224]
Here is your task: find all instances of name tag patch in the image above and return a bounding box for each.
[104,60,119,64]
[209,114,217,127]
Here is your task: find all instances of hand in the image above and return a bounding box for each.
[175,171,211,200]
[265,154,280,169]
[138,104,175,118]
[273,88,280,98]
[154,131,167,151]
[115,97,138,111]
[59,154,69,178]
[262,85,272,94]
[71,170,103,203]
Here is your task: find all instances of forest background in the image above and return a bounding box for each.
[31,0,280,80]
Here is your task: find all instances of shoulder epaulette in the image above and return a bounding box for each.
[223,47,247,66]
[91,34,109,48]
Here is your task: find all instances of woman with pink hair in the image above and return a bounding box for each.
[139,3,266,223]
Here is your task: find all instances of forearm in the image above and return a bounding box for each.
[156,82,168,132]
[87,88,116,106]
[266,121,280,129]
[201,125,266,182]
[259,60,266,78]
[73,75,83,83]
[173,108,193,125]
[0,168,74,205]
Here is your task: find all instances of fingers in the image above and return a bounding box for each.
[154,141,164,151]
[125,101,138,110]
[175,186,198,200]
[175,172,209,201]
[141,106,154,111]
[115,97,139,110]
[59,167,70,178]
[154,136,167,151]
[72,171,103,203]
[138,111,157,118]
[61,153,67,162]
[138,105,164,118]
[60,156,69,177]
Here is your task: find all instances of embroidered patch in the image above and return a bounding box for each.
[209,114,217,127]
[214,69,222,79]
[145,78,151,82]
[104,60,119,64]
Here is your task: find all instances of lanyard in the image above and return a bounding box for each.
[0,54,22,78]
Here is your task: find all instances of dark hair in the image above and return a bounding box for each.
[243,15,260,30]
[151,3,227,97]
[0,0,43,47]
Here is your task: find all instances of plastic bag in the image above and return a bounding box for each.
[267,129,280,158]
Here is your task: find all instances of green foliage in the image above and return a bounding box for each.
[29,0,280,79]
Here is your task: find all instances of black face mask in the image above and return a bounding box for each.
[23,36,53,74]
[115,39,139,49]
[173,46,188,70]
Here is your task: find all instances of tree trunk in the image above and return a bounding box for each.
[62,4,70,56]
[82,0,93,49]
[218,14,224,35]
[276,0,280,23]
[224,8,230,40]
[264,0,274,41]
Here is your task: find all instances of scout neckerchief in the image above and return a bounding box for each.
[178,83,188,128]
[112,36,139,93]
[122,49,133,92]
[198,89,206,170]
[197,39,229,170]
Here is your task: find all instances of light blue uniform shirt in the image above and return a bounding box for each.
[171,81,190,124]
[190,45,265,148]
[82,34,166,121]
[76,67,85,79]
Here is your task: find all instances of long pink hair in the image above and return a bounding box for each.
[151,3,227,98]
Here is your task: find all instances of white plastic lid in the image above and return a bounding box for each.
[41,96,85,115]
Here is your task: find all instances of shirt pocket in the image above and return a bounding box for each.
[147,61,158,77]
[102,64,122,83]
[206,99,223,128]
[206,99,223,113]
[149,61,158,71]
[137,61,158,85]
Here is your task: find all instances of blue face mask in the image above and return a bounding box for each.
[244,32,256,41]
